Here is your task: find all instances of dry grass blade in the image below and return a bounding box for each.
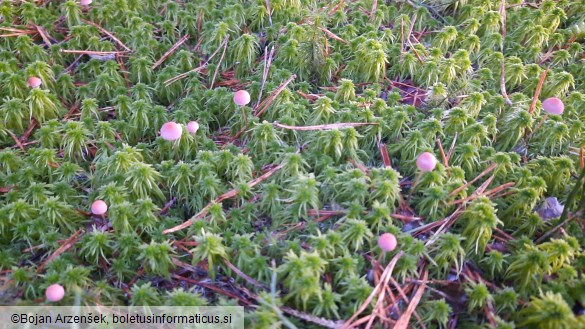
[281,307,344,329]
[223,258,270,291]
[342,251,404,329]
[210,35,229,88]
[256,46,275,107]
[36,229,84,273]
[81,19,131,51]
[59,49,128,55]
[327,0,345,15]
[273,122,378,131]
[394,269,428,329]
[449,163,498,197]
[254,74,297,117]
[378,143,392,168]
[528,67,549,115]
[499,0,512,105]
[164,35,228,86]
[163,161,286,234]
[319,27,349,44]
[152,35,189,69]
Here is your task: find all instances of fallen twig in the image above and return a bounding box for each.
[81,19,131,51]
[152,35,189,69]
[163,161,287,234]
[36,229,84,273]
[254,74,297,117]
[273,122,378,131]
[394,269,428,329]
[210,35,229,89]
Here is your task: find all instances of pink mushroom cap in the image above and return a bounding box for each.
[45,284,65,302]
[187,121,199,134]
[378,233,398,252]
[542,97,564,115]
[233,90,251,106]
[160,122,183,141]
[80,0,92,5]
[27,77,42,88]
[416,152,438,172]
[91,200,108,215]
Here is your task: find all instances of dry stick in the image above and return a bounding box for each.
[528,68,549,115]
[499,0,512,105]
[172,274,254,306]
[34,25,52,47]
[319,27,349,44]
[436,138,449,169]
[256,46,275,108]
[60,49,128,55]
[400,17,405,53]
[7,130,25,151]
[164,36,228,86]
[327,0,345,15]
[163,161,286,234]
[81,19,131,51]
[446,132,458,162]
[273,122,378,131]
[223,258,270,291]
[152,35,189,69]
[36,229,84,273]
[370,0,377,21]
[394,269,428,329]
[265,0,273,26]
[254,74,297,117]
[449,163,498,197]
[342,252,404,329]
[210,35,229,89]
[378,143,392,168]
[281,307,343,329]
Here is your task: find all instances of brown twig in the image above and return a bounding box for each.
[319,27,349,44]
[327,0,345,15]
[378,143,392,168]
[436,138,449,169]
[528,67,549,115]
[59,49,129,55]
[449,163,498,197]
[273,122,378,131]
[394,269,428,329]
[7,130,25,151]
[164,35,227,86]
[342,252,404,329]
[81,19,131,51]
[163,161,287,234]
[254,74,297,117]
[152,35,189,69]
[36,229,84,273]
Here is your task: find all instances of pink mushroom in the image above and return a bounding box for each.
[187,121,199,134]
[27,77,42,88]
[160,122,183,141]
[416,152,437,172]
[91,200,108,215]
[378,233,398,252]
[542,97,564,115]
[233,90,251,106]
[45,284,65,302]
[80,0,92,5]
